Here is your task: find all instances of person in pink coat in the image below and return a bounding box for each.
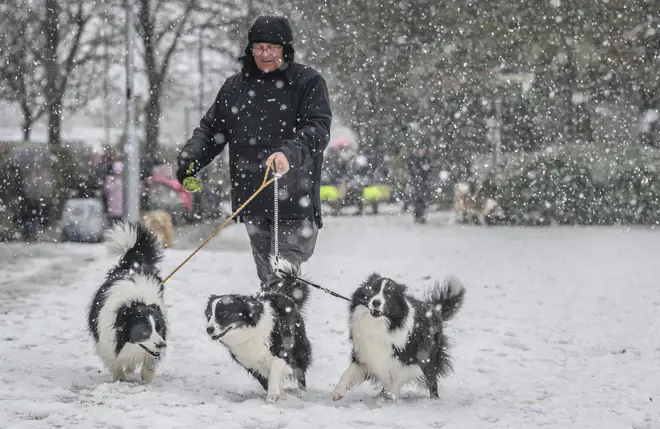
[104,160,124,223]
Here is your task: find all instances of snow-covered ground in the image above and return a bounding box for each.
[1,212,660,428]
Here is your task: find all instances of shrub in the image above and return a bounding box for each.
[0,142,80,240]
[482,143,660,225]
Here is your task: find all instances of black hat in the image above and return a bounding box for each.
[245,15,295,62]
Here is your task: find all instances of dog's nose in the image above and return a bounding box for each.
[156,342,167,349]
[371,299,381,308]
[206,326,214,335]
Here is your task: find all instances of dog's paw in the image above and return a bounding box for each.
[331,389,345,401]
[379,391,398,402]
[112,370,127,382]
[141,368,155,382]
[265,392,282,403]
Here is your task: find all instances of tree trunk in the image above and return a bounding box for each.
[44,0,61,147]
[21,103,32,142]
[144,83,161,156]
[48,97,63,147]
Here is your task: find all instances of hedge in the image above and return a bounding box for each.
[0,142,80,241]
[481,143,660,225]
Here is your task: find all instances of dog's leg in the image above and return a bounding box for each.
[331,362,367,401]
[477,212,486,226]
[380,378,405,402]
[294,368,307,391]
[427,378,439,399]
[164,229,173,248]
[140,356,159,382]
[248,369,269,391]
[111,366,127,382]
[265,358,293,402]
[422,365,440,398]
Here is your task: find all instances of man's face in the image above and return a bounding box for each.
[252,42,284,73]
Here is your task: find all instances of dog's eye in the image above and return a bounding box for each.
[129,324,151,342]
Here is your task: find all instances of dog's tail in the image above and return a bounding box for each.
[105,221,163,270]
[264,255,310,310]
[425,275,466,322]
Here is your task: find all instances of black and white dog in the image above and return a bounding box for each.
[331,273,466,401]
[87,221,168,382]
[204,258,311,402]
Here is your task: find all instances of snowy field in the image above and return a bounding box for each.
[1,212,660,429]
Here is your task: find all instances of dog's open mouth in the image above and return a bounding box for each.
[370,309,383,317]
[139,344,161,357]
[211,326,233,340]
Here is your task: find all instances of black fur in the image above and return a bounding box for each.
[263,263,311,310]
[204,262,312,391]
[113,223,163,277]
[349,273,466,398]
[114,302,167,356]
[87,222,166,358]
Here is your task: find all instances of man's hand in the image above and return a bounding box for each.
[176,153,200,185]
[266,151,290,175]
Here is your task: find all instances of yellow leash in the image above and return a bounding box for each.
[160,164,278,285]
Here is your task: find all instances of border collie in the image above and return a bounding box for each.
[331,273,466,401]
[87,221,168,382]
[453,181,504,225]
[204,257,311,402]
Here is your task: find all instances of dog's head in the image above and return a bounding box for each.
[351,273,409,321]
[484,198,504,219]
[116,302,167,357]
[205,294,261,341]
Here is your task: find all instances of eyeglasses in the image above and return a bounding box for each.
[252,44,282,54]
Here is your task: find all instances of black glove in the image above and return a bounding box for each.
[176,153,201,185]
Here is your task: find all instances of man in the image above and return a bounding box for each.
[176,15,332,286]
[407,144,433,224]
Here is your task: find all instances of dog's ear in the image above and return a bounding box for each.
[207,294,220,306]
[363,272,381,286]
[394,281,408,295]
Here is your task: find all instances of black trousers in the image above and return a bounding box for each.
[244,216,319,284]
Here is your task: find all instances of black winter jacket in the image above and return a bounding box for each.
[178,57,332,227]
[407,149,433,197]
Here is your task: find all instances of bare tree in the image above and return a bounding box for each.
[0,2,47,141]
[133,0,195,154]
[131,0,236,155]
[30,0,107,146]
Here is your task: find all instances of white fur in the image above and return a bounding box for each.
[95,274,166,381]
[368,279,388,312]
[453,183,503,225]
[269,255,299,277]
[104,221,139,257]
[332,298,422,401]
[206,302,293,402]
[332,362,367,401]
[455,182,470,195]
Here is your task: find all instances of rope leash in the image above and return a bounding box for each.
[164,162,353,304]
[160,164,277,286]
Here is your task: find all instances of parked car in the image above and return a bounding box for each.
[60,197,108,243]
